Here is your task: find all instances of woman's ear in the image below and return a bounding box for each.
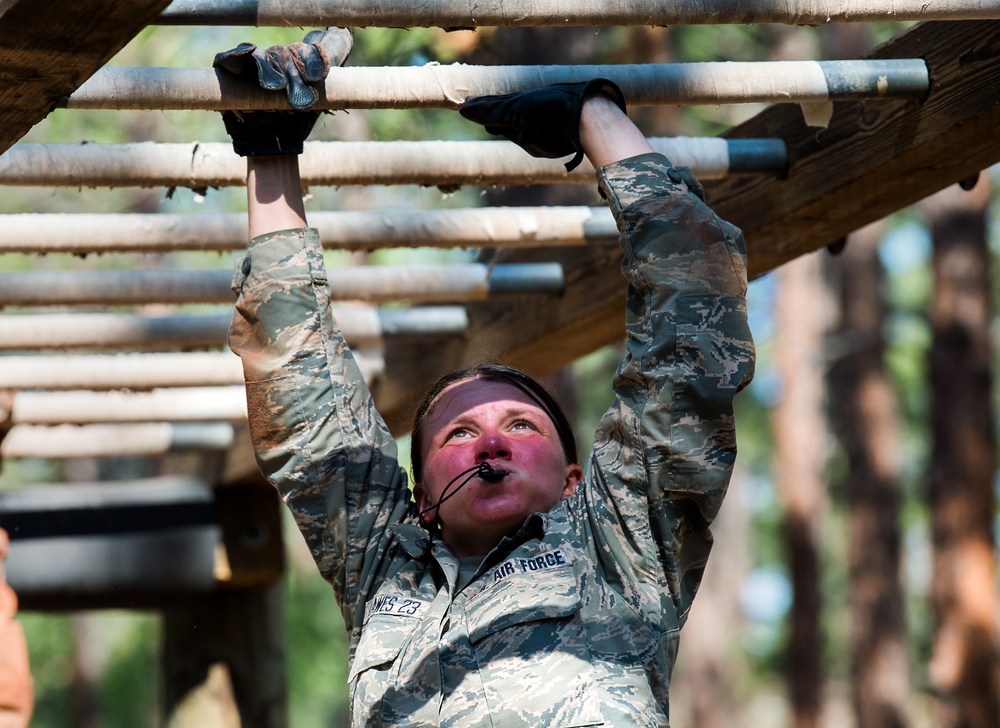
[561,464,584,498]
[413,484,435,525]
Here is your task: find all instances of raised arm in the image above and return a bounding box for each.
[460,80,755,626]
[218,31,411,620]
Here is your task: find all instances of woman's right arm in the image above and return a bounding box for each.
[229,155,411,615]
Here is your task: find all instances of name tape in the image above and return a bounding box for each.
[365,594,430,621]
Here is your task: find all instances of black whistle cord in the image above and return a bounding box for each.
[418,462,500,519]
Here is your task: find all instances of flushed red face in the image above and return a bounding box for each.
[414,377,583,557]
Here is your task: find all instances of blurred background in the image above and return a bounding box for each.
[1,17,997,728]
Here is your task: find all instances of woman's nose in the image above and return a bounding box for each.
[476,432,510,460]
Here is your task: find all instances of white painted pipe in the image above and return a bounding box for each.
[0,263,563,306]
[156,0,1000,26]
[0,137,785,188]
[10,387,250,425]
[1,423,235,458]
[0,308,468,350]
[63,60,929,111]
[0,207,621,254]
[0,350,383,390]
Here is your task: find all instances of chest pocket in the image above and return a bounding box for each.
[464,563,604,727]
[466,562,582,643]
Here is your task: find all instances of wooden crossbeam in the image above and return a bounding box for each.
[708,19,1000,277]
[0,137,784,189]
[64,60,929,111]
[2,478,283,609]
[368,19,1000,434]
[0,0,172,155]
[154,0,1000,26]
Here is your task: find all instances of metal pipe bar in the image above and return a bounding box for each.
[0,263,563,306]
[0,307,469,350]
[63,60,929,111]
[0,137,786,189]
[156,0,1000,26]
[0,350,383,389]
[0,207,622,254]
[11,386,249,424]
[1,423,235,458]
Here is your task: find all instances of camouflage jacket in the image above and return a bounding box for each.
[229,153,755,727]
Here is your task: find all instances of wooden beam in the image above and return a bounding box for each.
[0,0,172,155]
[369,20,1000,433]
[3,479,283,610]
[707,19,1000,278]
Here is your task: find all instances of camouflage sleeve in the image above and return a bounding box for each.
[590,153,755,626]
[228,228,410,620]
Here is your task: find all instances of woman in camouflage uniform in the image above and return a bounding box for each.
[220,35,755,726]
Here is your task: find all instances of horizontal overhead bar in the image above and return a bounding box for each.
[6,528,220,602]
[0,137,785,188]
[10,386,248,424]
[154,0,1000,26]
[2,423,235,459]
[0,350,383,389]
[0,263,563,306]
[0,207,622,254]
[0,476,214,539]
[0,475,231,599]
[0,307,468,350]
[62,60,929,111]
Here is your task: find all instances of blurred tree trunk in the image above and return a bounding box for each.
[773,252,828,728]
[826,222,911,728]
[925,178,999,728]
[668,466,751,728]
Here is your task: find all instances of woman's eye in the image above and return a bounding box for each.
[511,420,535,431]
[446,428,470,440]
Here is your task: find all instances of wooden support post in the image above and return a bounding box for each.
[0,137,785,190]
[156,0,1000,27]
[63,59,929,111]
[163,584,286,728]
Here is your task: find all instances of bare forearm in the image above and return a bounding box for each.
[247,156,309,239]
[579,95,654,169]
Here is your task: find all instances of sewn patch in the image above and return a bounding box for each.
[491,548,572,584]
[364,594,430,621]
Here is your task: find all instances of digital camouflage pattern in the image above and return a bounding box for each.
[229,152,755,727]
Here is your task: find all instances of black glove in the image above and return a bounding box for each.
[214,27,353,156]
[459,78,626,171]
